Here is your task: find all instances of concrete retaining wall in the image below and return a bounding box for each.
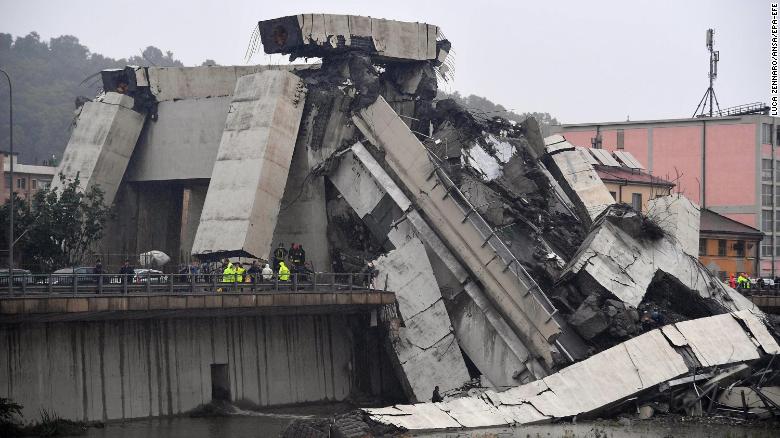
[0,315,354,421]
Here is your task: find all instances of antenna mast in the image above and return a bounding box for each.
[693,29,721,117]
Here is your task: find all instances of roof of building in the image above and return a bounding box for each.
[700,209,764,238]
[554,113,777,129]
[2,162,56,176]
[594,165,675,187]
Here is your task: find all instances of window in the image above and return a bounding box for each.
[763,184,773,206]
[31,179,37,189]
[776,160,780,182]
[631,193,642,211]
[763,210,774,232]
[699,239,707,256]
[38,179,51,189]
[762,123,773,144]
[763,159,773,182]
[16,178,25,189]
[734,241,745,257]
[718,239,727,256]
[762,240,773,257]
[617,129,625,149]
[609,191,617,201]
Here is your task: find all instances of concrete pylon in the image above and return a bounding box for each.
[53,92,146,205]
[191,70,306,258]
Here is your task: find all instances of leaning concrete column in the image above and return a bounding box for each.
[53,92,146,205]
[191,70,306,258]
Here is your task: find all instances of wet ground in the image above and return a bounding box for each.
[68,413,779,438]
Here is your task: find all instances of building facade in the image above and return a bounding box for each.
[1,151,56,203]
[595,165,674,212]
[698,208,763,279]
[554,114,780,275]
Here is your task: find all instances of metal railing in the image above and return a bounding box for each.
[424,150,580,361]
[0,272,379,296]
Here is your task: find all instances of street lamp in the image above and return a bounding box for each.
[0,68,13,283]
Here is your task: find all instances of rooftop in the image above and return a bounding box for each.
[700,209,764,238]
[594,165,675,187]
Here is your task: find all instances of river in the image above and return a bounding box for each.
[70,414,779,438]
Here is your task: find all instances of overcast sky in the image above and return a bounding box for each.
[0,0,768,123]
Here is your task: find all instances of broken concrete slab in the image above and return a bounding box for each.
[191,70,305,258]
[373,238,470,402]
[353,96,581,368]
[364,310,780,430]
[560,204,758,311]
[328,142,546,385]
[259,14,441,62]
[53,92,146,205]
[647,194,701,257]
[543,136,615,224]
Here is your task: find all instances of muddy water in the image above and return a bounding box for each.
[72,415,778,438]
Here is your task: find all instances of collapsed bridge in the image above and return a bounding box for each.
[5,12,777,429]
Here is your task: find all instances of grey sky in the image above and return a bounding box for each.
[0,0,767,123]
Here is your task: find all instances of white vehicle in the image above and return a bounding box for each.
[133,269,169,284]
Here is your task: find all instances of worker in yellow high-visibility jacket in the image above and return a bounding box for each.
[278,261,290,281]
[235,262,246,284]
[222,261,236,283]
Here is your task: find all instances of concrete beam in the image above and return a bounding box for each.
[54,92,146,205]
[259,14,441,61]
[328,142,547,384]
[191,70,306,258]
[352,97,569,369]
[0,291,395,323]
[372,238,470,401]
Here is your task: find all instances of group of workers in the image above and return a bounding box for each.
[728,273,753,290]
[219,242,309,285]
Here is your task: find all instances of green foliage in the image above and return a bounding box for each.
[436,90,559,134]
[0,32,184,164]
[0,174,113,272]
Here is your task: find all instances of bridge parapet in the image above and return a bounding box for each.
[0,273,395,322]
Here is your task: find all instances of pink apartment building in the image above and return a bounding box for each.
[553,114,780,276]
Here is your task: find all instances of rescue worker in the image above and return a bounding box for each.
[273,243,287,272]
[235,262,246,284]
[728,274,736,289]
[736,273,748,290]
[222,260,236,284]
[278,261,290,282]
[247,261,261,283]
[262,263,273,282]
[290,243,306,268]
[432,386,443,403]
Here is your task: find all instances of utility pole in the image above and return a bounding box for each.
[0,68,13,282]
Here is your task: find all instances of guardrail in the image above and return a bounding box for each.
[0,272,378,296]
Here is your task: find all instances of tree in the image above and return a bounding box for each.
[0,33,186,163]
[0,175,113,272]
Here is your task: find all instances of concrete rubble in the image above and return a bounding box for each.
[364,310,780,431]
[49,12,780,434]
